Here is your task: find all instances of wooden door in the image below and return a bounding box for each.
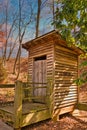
[33,59,47,96]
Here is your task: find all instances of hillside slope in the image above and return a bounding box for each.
[2,58,28,84]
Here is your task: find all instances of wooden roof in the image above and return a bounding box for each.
[22,30,84,55]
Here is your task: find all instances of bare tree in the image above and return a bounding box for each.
[0,0,33,79]
[0,0,18,65]
[0,31,6,58]
[0,0,55,79]
[13,0,33,79]
[35,0,55,37]
[7,35,18,61]
[35,0,41,38]
[3,0,8,65]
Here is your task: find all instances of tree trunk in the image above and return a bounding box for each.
[7,36,18,61]
[13,47,20,74]
[3,2,8,65]
[35,0,41,38]
[16,45,21,79]
[52,0,55,29]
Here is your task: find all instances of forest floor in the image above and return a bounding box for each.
[0,120,12,130]
[22,114,87,130]
[0,113,87,130]
[23,115,87,130]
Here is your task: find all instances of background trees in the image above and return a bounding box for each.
[0,0,54,79]
[53,0,87,50]
[35,0,55,37]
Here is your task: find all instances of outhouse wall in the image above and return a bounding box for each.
[27,38,55,101]
[53,43,78,115]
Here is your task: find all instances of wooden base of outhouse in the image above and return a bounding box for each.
[59,105,75,115]
[21,108,50,128]
[0,102,76,129]
[53,105,75,121]
[0,102,50,129]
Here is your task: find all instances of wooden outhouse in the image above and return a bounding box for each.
[22,30,83,120]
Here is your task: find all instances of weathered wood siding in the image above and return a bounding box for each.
[54,44,78,113]
[33,60,46,96]
[28,40,54,97]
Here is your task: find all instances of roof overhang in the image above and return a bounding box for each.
[22,30,84,55]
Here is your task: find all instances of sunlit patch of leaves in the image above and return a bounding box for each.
[53,0,87,50]
[75,59,87,86]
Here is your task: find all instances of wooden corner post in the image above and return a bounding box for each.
[14,80,22,130]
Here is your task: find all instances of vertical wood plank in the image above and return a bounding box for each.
[14,81,22,129]
[42,60,46,96]
[38,61,41,96]
[34,61,38,96]
[33,60,47,97]
[77,56,80,103]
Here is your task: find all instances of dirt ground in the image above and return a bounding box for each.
[0,120,12,130]
[22,114,87,130]
[1,113,87,130]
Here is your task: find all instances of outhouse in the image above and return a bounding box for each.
[22,30,83,120]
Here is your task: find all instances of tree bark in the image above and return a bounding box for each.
[3,1,8,65]
[35,0,41,38]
